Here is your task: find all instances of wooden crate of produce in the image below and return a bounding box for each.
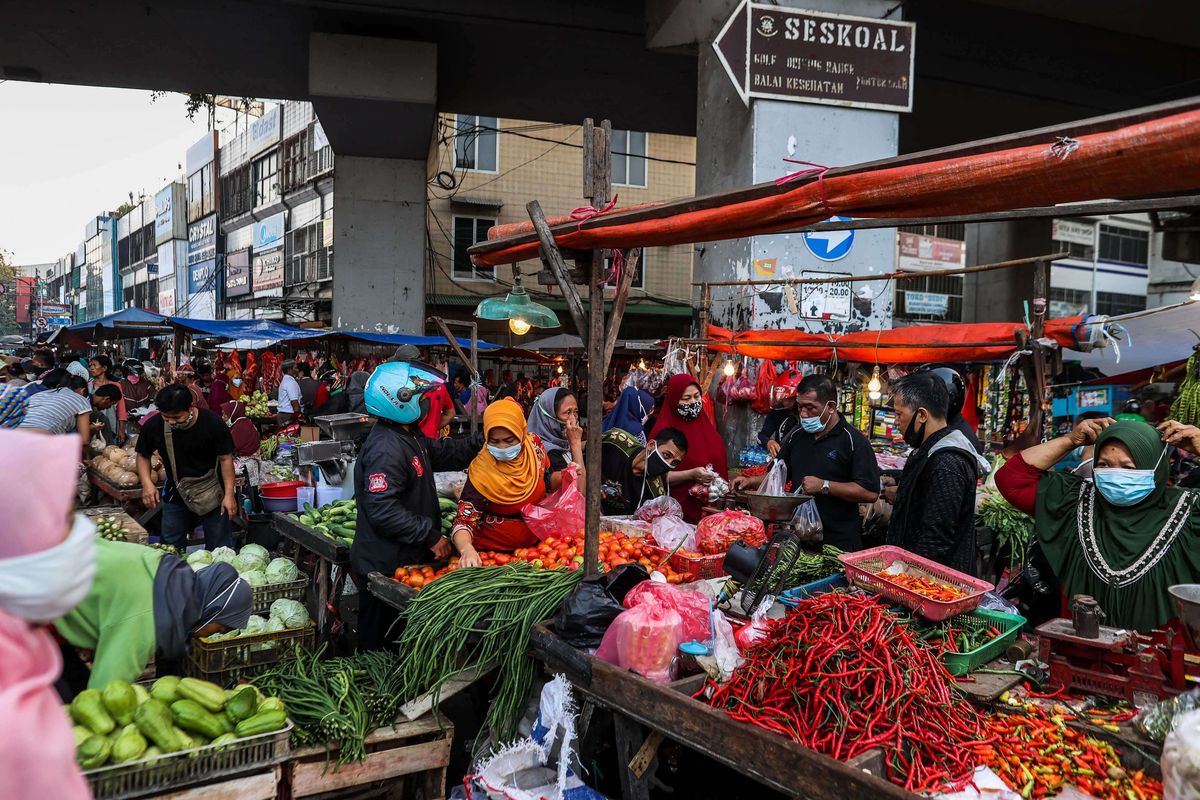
[155,768,280,800]
[83,508,149,545]
[285,714,453,800]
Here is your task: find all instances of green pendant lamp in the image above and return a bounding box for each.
[473,269,559,335]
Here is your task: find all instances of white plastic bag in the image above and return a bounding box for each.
[651,515,696,553]
[1163,708,1200,800]
[760,459,789,496]
[434,471,467,499]
[790,501,823,540]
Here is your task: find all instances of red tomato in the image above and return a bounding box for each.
[495,554,511,565]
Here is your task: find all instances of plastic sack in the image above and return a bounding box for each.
[624,580,712,644]
[1163,709,1200,800]
[1137,687,1200,743]
[696,510,766,555]
[791,501,824,541]
[634,494,682,523]
[523,464,585,541]
[650,514,696,554]
[554,563,649,649]
[733,600,772,652]
[434,471,467,499]
[760,459,789,496]
[752,359,777,415]
[595,602,684,683]
[710,611,743,681]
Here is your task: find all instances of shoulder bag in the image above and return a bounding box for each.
[164,421,225,515]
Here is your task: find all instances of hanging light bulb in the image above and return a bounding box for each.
[723,357,736,378]
[557,364,564,374]
[637,358,647,370]
[867,365,882,393]
[508,317,531,336]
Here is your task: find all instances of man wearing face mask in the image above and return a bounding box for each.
[734,375,880,551]
[600,427,689,516]
[886,372,991,575]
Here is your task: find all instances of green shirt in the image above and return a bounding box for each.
[55,539,164,689]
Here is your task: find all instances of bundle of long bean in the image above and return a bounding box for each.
[776,543,844,588]
[703,591,984,793]
[397,563,582,741]
[977,491,1034,571]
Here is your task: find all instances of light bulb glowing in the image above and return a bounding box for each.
[638,359,647,370]
[867,366,882,394]
[557,364,564,374]
[869,390,882,401]
[508,317,531,335]
[723,359,736,377]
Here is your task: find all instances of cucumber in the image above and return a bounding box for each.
[300,514,315,526]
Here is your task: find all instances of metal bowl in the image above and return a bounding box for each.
[743,492,813,522]
[1168,584,1200,650]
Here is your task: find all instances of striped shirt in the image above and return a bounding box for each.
[18,387,93,434]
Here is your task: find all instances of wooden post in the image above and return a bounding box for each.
[582,119,611,578]
[428,316,481,433]
[528,200,589,347]
[1030,259,1050,440]
[602,248,640,370]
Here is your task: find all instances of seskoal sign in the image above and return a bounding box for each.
[714,1,915,112]
[253,248,284,292]
[225,248,252,298]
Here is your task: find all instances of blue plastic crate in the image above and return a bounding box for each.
[778,573,848,607]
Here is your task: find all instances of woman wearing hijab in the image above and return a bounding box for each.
[89,354,128,443]
[648,374,728,522]
[346,370,371,414]
[0,431,96,800]
[450,399,555,566]
[995,417,1200,630]
[603,386,656,444]
[220,400,263,458]
[526,387,585,476]
[207,367,233,411]
[55,538,251,690]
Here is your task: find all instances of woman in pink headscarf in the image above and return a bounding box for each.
[0,430,96,799]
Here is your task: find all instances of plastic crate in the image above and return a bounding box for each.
[935,609,1026,676]
[839,546,993,621]
[643,544,726,580]
[186,623,315,686]
[778,573,849,607]
[85,720,292,800]
[250,575,309,615]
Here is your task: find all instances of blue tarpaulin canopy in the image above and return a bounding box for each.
[167,317,328,343]
[326,331,499,351]
[64,308,168,334]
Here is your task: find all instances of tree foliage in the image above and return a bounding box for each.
[0,248,17,336]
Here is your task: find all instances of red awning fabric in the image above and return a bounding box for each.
[706,317,1086,364]
[472,109,1200,267]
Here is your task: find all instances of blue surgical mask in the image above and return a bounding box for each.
[1072,446,1085,460]
[1092,447,1166,507]
[799,403,832,434]
[488,443,522,462]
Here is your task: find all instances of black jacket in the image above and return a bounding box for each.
[350,421,482,576]
[887,427,988,576]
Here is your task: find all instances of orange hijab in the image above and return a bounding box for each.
[469,399,545,506]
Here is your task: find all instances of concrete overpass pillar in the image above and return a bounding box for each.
[308,33,436,332]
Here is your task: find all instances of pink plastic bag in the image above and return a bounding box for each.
[522,464,585,541]
[695,510,766,555]
[595,603,683,683]
[624,581,711,644]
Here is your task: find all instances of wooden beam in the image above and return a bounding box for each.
[693,252,1068,287]
[583,118,611,579]
[602,248,640,370]
[528,200,588,346]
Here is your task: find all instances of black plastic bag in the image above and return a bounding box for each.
[554,563,649,649]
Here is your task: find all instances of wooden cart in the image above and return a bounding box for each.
[273,512,350,643]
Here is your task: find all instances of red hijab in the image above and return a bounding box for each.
[649,374,728,522]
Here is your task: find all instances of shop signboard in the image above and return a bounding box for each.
[905,291,949,316]
[714,1,916,111]
[798,269,852,320]
[40,302,72,317]
[187,215,218,266]
[226,248,252,298]
[155,183,186,244]
[185,131,217,175]
[248,105,281,157]
[253,212,286,251]
[158,284,176,316]
[1052,219,1095,246]
[189,260,216,295]
[253,249,284,292]
[897,232,964,273]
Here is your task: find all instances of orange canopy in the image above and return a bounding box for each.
[706,317,1086,364]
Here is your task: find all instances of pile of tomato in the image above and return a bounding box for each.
[391,530,694,591]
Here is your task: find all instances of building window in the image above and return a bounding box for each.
[453,115,498,172]
[285,221,333,286]
[187,164,214,222]
[254,151,280,207]
[452,216,496,279]
[894,274,964,322]
[612,129,648,187]
[221,164,253,219]
[897,222,965,241]
[1049,287,1090,317]
[605,248,645,290]
[1098,224,1149,266]
[1095,291,1146,317]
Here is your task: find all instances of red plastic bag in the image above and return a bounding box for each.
[752,360,777,415]
[624,580,711,643]
[522,464,585,541]
[594,603,683,683]
[695,510,766,555]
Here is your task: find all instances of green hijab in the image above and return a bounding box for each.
[1035,421,1200,631]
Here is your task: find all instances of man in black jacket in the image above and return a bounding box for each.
[351,361,483,651]
[886,372,990,576]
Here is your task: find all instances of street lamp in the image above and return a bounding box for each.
[473,268,559,336]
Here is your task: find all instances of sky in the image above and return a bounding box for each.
[0,82,241,266]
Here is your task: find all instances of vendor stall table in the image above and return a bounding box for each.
[367,571,416,612]
[273,512,349,643]
[83,507,149,544]
[529,620,915,800]
[155,769,281,800]
[88,468,161,505]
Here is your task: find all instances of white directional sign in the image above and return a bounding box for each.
[802,218,855,261]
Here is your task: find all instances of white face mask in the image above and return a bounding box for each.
[0,513,97,623]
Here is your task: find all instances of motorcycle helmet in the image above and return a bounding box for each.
[918,365,966,420]
[771,369,804,409]
[364,361,444,424]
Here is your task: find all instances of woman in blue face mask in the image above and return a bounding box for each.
[994,418,1200,631]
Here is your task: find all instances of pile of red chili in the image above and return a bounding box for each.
[702,591,983,792]
[972,712,1162,800]
[876,570,968,601]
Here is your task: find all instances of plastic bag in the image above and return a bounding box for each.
[760,459,789,496]
[523,464,585,541]
[752,359,777,415]
[624,580,712,643]
[709,611,743,681]
[634,494,682,523]
[696,510,766,555]
[434,471,467,499]
[1163,709,1200,800]
[554,563,649,649]
[650,515,696,553]
[733,599,772,651]
[595,603,683,683]
[791,500,823,540]
[1136,687,1200,743]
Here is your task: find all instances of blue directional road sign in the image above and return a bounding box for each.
[802,217,855,262]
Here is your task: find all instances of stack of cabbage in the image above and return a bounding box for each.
[71,676,287,770]
[202,599,311,642]
[185,544,300,588]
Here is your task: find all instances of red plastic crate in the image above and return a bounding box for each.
[643,544,726,580]
[839,545,993,621]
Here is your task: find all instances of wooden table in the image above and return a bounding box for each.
[83,507,149,544]
[273,512,350,643]
[529,621,916,800]
[367,571,417,612]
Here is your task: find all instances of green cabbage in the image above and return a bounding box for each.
[269,599,310,629]
[241,569,267,587]
[264,616,286,633]
[231,552,267,574]
[239,543,270,562]
[186,549,213,567]
[264,557,299,585]
[243,615,268,635]
[211,546,237,564]
[190,562,208,572]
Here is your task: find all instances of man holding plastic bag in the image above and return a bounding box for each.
[599,427,689,516]
[733,375,880,551]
